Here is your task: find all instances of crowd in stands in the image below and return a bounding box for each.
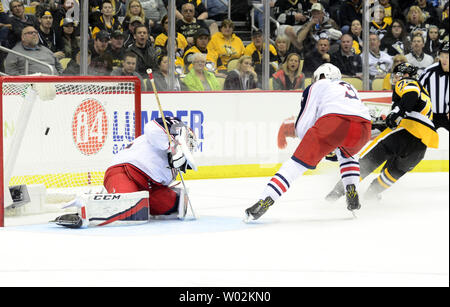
[0,0,448,91]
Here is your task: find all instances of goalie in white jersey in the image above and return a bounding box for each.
[245,63,372,221]
[103,116,198,218]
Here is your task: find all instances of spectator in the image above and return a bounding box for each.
[0,1,11,48]
[424,25,442,58]
[140,0,167,32]
[244,29,278,80]
[207,19,245,74]
[369,5,390,41]
[272,53,305,90]
[176,2,209,47]
[275,0,308,38]
[7,0,39,48]
[182,52,221,91]
[175,0,208,21]
[405,33,435,75]
[338,0,362,33]
[302,37,331,77]
[223,55,259,90]
[378,0,404,25]
[416,0,440,26]
[60,17,79,59]
[293,3,341,54]
[108,29,126,68]
[439,2,448,42]
[37,10,64,60]
[350,19,363,54]
[121,0,152,35]
[4,25,63,75]
[155,14,188,60]
[53,0,79,33]
[380,19,411,56]
[206,0,228,22]
[126,24,158,79]
[123,15,144,48]
[89,30,110,62]
[382,54,407,90]
[275,34,301,64]
[364,33,393,79]
[91,0,122,39]
[405,6,429,41]
[151,52,184,91]
[252,0,276,33]
[62,48,94,75]
[331,33,362,78]
[111,51,146,89]
[183,27,210,73]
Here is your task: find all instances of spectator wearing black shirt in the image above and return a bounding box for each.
[331,33,362,78]
[424,25,441,58]
[302,37,331,77]
[175,0,208,21]
[126,24,158,79]
[338,0,362,33]
[60,17,79,59]
[176,2,208,47]
[89,30,110,62]
[380,19,411,56]
[107,29,126,68]
[37,10,64,59]
[416,0,440,26]
[8,0,39,48]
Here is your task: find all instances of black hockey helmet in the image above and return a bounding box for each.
[393,62,419,80]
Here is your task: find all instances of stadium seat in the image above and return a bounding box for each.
[299,59,304,72]
[342,77,363,91]
[304,78,312,88]
[269,78,274,90]
[371,78,385,91]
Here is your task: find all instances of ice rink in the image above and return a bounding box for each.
[0,171,448,287]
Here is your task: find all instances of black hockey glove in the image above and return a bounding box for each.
[385,111,403,129]
[371,116,388,131]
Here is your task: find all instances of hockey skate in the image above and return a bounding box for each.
[325,181,345,202]
[244,196,274,222]
[345,184,361,211]
[51,213,83,228]
[364,179,384,201]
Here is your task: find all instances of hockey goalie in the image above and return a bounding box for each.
[53,117,198,228]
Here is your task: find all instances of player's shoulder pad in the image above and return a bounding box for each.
[395,78,420,97]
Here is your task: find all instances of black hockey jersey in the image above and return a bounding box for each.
[393,78,439,148]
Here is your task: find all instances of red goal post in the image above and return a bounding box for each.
[1,75,142,227]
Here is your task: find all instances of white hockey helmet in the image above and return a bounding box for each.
[313,63,342,82]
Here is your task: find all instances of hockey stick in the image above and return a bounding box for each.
[146,69,196,219]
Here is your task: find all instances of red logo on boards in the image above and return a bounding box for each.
[72,99,108,155]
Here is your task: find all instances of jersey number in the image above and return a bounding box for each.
[339,82,358,100]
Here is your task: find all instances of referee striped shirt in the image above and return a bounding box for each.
[419,62,449,115]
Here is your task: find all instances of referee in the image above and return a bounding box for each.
[419,41,449,131]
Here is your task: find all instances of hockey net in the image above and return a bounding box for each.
[1,76,142,226]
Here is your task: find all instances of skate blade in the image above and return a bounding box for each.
[350,210,358,219]
[243,212,254,223]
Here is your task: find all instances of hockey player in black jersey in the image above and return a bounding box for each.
[325,63,439,202]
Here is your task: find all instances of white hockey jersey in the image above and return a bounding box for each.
[295,79,371,139]
[109,119,176,186]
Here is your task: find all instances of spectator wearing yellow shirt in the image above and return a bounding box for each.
[244,29,278,78]
[207,19,245,74]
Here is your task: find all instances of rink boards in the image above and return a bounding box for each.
[3,90,448,187]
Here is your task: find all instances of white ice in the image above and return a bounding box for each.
[0,172,448,287]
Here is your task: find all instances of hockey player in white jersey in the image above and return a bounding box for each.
[53,117,198,227]
[245,63,372,221]
[103,116,198,218]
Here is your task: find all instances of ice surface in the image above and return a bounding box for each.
[0,172,448,287]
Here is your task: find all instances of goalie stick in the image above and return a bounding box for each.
[147,69,196,220]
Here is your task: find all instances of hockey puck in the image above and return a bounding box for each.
[45,127,50,135]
